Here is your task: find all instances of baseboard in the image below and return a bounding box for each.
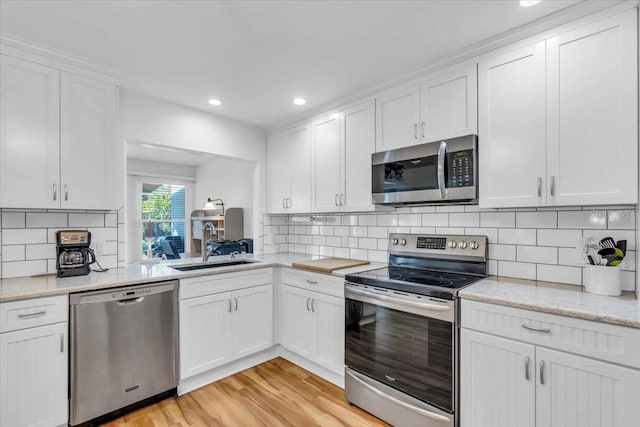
[278,345,345,388]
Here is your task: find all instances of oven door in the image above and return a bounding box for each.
[345,284,455,415]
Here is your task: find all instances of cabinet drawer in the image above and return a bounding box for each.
[0,295,68,333]
[179,268,272,300]
[283,268,344,298]
[461,299,640,369]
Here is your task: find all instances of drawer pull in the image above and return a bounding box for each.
[306,297,310,311]
[60,333,64,353]
[17,311,47,319]
[306,279,318,284]
[521,324,551,334]
[525,356,530,381]
[539,360,545,385]
[310,299,315,313]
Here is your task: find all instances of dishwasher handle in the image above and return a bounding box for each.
[117,296,144,305]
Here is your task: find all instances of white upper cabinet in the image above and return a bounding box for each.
[267,131,291,214]
[0,55,61,209]
[311,113,341,212]
[420,64,477,142]
[340,100,376,211]
[288,124,312,213]
[478,42,547,208]
[61,72,118,210]
[0,53,120,210]
[546,10,637,206]
[480,9,638,208]
[375,83,420,151]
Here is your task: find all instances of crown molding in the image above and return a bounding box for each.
[0,32,120,84]
[267,0,637,134]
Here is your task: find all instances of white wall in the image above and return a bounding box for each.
[121,90,267,256]
[127,158,196,180]
[195,158,255,238]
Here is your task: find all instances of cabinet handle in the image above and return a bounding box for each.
[306,279,318,284]
[537,177,542,197]
[17,311,46,319]
[340,193,345,206]
[539,360,545,385]
[234,297,238,311]
[60,333,64,353]
[525,356,530,381]
[550,176,556,197]
[53,184,57,201]
[413,123,418,139]
[282,198,286,209]
[521,324,551,334]
[287,198,292,209]
[421,121,426,138]
[311,299,315,313]
[64,184,69,201]
[228,299,232,312]
[306,297,310,311]
[335,194,339,207]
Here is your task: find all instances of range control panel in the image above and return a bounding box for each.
[389,233,488,260]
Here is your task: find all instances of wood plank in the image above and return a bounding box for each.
[291,258,370,273]
[103,357,388,427]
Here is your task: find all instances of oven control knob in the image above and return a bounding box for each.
[392,238,399,245]
[400,239,407,246]
[448,240,457,248]
[458,241,468,249]
[470,241,480,250]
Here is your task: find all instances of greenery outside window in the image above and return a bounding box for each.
[141,183,186,259]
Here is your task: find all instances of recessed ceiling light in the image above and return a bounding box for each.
[208,99,222,106]
[293,98,306,106]
[520,0,541,7]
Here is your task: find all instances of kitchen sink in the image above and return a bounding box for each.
[170,260,256,271]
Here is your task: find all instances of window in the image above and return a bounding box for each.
[141,183,187,259]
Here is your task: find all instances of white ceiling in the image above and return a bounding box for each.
[1,0,581,129]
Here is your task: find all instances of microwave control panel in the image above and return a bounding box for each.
[448,149,474,187]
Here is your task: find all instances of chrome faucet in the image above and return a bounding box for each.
[202,221,216,262]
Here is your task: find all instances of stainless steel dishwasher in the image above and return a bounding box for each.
[69,280,179,426]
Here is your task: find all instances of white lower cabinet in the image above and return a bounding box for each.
[461,300,640,427]
[179,270,273,381]
[280,269,345,375]
[0,296,68,427]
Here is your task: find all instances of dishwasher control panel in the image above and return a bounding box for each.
[70,281,178,305]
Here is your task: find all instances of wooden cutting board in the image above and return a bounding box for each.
[291,257,370,273]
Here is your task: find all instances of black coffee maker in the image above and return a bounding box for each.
[56,230,96,277]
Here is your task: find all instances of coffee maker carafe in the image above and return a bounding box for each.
[56,230,96,277]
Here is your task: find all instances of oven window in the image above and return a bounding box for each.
[372,155,438,193]
[345,298,453,412]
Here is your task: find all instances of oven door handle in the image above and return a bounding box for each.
[345,286,450,312]
[437,140,447,200]
[346,370,452,423]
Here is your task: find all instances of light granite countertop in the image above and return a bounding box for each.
[460,276,640,329]
[0,253,383,303]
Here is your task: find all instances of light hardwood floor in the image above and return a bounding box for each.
[103,357,389,427]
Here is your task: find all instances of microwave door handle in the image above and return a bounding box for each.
[437,140,447,200]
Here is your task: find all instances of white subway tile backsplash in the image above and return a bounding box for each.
[350,226,368,237]
[358,215,377,226]
[538,229,582,247]
[621,271,635,291]
[334,226,349,237]
[342,215,358,226]
[358,238,378,250]
[498,261,536,280]
[3,245,25,262]
[2,212,25,229]
[312,235,326,246]
[498,228,536,245]
[586,229,636,250]
[300,235,313,245]
[422,214,448,227]
[481,212,515,228]
[2,260,47,278]
[410,206,436,213]
[410,227,436,235]
[26,212,68,228]
[465,227,498,243]
[398,214,422,227]
[435,205,465,213]
[449,213,479,227]
[88,228,118,242]
[557,210,606,229]
[558,247,582,266]
[537,264,581,286]
[349,248,368,260]
[3,228,47,245]
[319,246,334,257]
[607,210,636,230]
[69,213,105,228]
[377,215,398,226]
[368,226,388,239]
[516,212,557,229]
[25,244,56,261]
[517,246,557,264]
[489,244,516,261]
[436,227,465,235]
[334,247,350,258]
[326,236,341,247]
[368,250,387,263]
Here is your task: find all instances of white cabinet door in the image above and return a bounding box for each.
[340,100,376,212]
[311,114,341,213]
[460,329,535,427]
[179,292,233,379]
[232,284,273,359]
[60,72,117,210]
[0,323,68,427]
[536,347,640,427]
[478,42,547,208]
[267,131,290,214]
[0,55,60,209]
[312,292,344,375]
[287,124,312,213]
[281,285,315,359]
[420,65,477,142]
[546,10,637,206]
[375,83,420,151]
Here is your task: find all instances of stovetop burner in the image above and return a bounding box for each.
[345,233,489,300]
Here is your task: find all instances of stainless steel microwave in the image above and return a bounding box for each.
[372,134,477,205]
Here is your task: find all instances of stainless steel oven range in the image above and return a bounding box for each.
[344,233,488,427]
